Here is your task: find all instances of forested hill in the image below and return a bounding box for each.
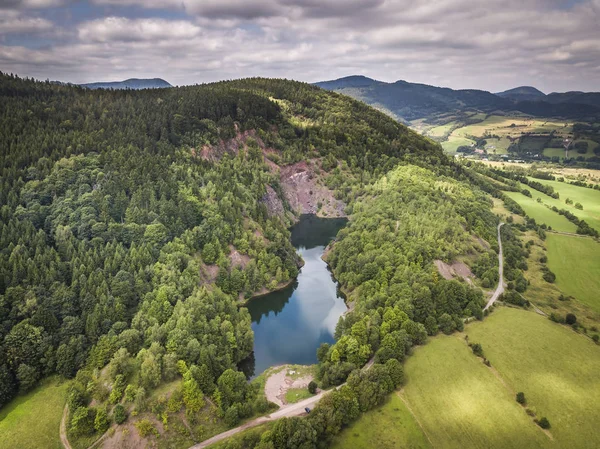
[0,73,444,411]
[316,76,600,121]
[80,78,172,90]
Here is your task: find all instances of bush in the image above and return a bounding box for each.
[70,406,96,436]
[134,419,158,437]
[308,381,317,394]
[94,407,110,433]
[542,270,556,283]
[224,404,240,427]
[592,334,599,344]
[516,392,526,405]
[471,343,484,358]
[113,404,127,424]
[537,417,551,429]
[565,313,577,325]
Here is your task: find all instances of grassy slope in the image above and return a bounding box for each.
[468,308,600,448]
[0,377,68,449]
[330,393,432,449]
[504,191,576,232]
[526,178,600,232]
[546,234,600,314]
[402,333,550,449]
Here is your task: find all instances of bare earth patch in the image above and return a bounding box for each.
[264,366,315,407]
[434,260,475,285]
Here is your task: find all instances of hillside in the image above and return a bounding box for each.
[496,86,546,102]
[80,78,172,90]
[316,76,600,121]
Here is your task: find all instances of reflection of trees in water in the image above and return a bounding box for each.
[247,279,299,324]
[237,351,255,379]
[291,214,347,249]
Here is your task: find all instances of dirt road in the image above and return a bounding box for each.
[60,404,72,449]
[484,222,505,311]
[190,359,374,449]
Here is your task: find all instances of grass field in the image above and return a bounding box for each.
[331,393,432,449]
[468,308,600,448]
[0,377,68,449]
[402,331,551,449]
[442,135,475,153]
[427,121,456,138]
[526,178,600,232]
[546,234,600,314]
[284,388,314,404]
[504,191,576,232]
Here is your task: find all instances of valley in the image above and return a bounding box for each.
[0,74,598,449]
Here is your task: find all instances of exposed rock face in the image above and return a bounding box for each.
[194,130,346,219]
[280,160,346,218]
[262,185,285,218]
[434,260,475,286]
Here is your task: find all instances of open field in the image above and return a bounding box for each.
[504,191,576,232]
[514,229,600,328]
[526,177,600,232]
[331,394,432,449]
[491,197,525,224]
[546,233,600,314]
[468,308,600,448]
[0,377,68,449]
[442,135,475,153]
[402,331,551,449]
[426,121,457,138]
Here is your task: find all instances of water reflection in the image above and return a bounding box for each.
[243,215,347,378]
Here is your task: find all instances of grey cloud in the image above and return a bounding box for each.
[2,0,600,92]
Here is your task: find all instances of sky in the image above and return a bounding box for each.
[1,0,599,93]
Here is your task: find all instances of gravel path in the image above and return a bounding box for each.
[484,223,505,311]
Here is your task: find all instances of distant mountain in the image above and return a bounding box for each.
[315,76,600,121]
[545,91,600,109]
[496,86,546,102]
[315,76,513,121]
[315,75,379,90]
[80,78,172,90]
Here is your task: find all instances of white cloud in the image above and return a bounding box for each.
[78,17,202,43]
[1,0,599,92]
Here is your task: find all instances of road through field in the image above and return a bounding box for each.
[484,223,505,311]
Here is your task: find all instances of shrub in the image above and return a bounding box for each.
[592,334,599,344]
[224,404,240,427]
[471,343,484,358]
[70,406,96,436]
[565,313,577,325]
[308,381,317,394]
[134,419,158,437]
[94,407,110,433]
[516,392,526,405]
[542,270,556,283]
[537,417,551,429]
[113,404,127,424]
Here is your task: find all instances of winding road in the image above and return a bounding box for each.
[484,222,505,311]
[190,359,374,449]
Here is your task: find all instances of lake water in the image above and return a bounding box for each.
[242,214,348,378]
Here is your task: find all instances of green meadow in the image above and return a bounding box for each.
[401,330,550,449]
[504,191,576,232]
[526,178,600,232]
[468,308,600,448]
[0,377,68,449]
[546,233,600,314]
[331,393,432,449]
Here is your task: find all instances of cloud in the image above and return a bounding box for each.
[0,0,67,8]
[2,0,600,92]
[0,14,53,34]
[78,17,202,43]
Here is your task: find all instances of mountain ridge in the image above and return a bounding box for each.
[314,76,600,121]
[80,77,172,90]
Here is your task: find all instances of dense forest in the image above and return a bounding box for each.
[0,73,509,448]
